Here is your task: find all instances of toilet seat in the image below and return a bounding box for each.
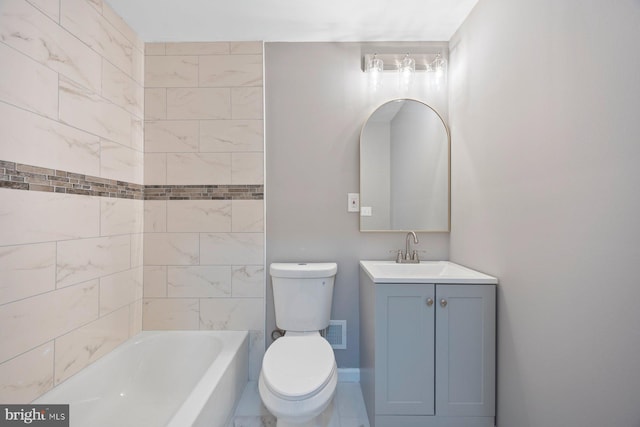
[262,335,336,401]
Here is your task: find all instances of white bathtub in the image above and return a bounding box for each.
[35,331,249,427]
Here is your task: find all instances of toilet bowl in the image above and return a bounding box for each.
[259,262,338,427]
[258,332,338,426]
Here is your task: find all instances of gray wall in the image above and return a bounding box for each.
[265,42,450,367]
[450,1,640,426]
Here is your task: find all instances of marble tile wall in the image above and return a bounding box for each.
[0,0,144,403]
[142,42,265,380]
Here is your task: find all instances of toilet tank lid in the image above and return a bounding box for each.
[270,262,337,278]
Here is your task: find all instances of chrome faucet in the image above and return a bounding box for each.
[396,231,420,263]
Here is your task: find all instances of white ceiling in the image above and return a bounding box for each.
[104,0,480,42]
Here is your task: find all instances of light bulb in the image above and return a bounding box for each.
[366,54,383,74]
[431,53,447,78]
[399,54,415,75]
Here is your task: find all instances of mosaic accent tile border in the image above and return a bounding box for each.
[145,185,263,200]
[0,160,264,200]
[0,160,144,199]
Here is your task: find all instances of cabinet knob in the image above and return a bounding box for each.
[426,297,434,307]
[440,298,448,308]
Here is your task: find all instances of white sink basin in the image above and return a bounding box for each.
[359,260,498,284]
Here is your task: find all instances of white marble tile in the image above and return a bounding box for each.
[56,235,131,288]
[145,120,199,152]
[59,77,132,147]
[0,243,56,306]
[102,60,144,119]
[200,233,264,265]
[248,330,265,382]
[339,417,370,427]
[166,88,231,120]
[144,200,167,232]
[230,42,263,55]
[232,415,276,427]
[99,267,143,316]
[145,43,166,56]
[234,381,270,417]
[101,1,143,52]
[100,140,144,184]
[165,42,229,55]
[85,0,102,14]
[143,266,167,297]
[131,116,144,152]
[26,0,60,22]
[54,306,129,384]
[199,120,264,153]
[1,0,101,93]
[144,88,167,120]
[231,87,263,120]
[0,41,58,119]
[167,266,232,298]
[60,0,134,77]
[100,198,144,236]
[232,382,370,427]
[144,153,167,185]
[0,342,53,404]
[145,56,198,87]
[0,280,99,362]
[199,55,263,87]
[0,189,100,246]
[131,233,143,268]
[199,298,263,330]
[232,201,264,233]
[143,233,199,266]
[166,152,232,185]
[0,102,101,177]
[167,200,232,232]
[132,46,145,86]
[336,383,370,420]
[231,265,264,298]
[142,298,199,330]
[232,152,264,185]
[129,298,143,336]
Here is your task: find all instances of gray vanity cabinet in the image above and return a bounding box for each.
[360,268,496,427]
[375,284,436,416]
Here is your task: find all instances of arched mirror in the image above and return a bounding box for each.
[360,99,450,232]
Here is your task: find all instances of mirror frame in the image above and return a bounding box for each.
[359,98,451,233]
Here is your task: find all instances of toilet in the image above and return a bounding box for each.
[259,262,338,427]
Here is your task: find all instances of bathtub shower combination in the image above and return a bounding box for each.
[35,331,249,427]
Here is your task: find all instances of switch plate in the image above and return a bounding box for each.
[361,206,372,216]
[348,193,360,212]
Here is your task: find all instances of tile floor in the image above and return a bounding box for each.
[230,381,371,427]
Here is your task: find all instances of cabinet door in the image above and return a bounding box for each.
[375,284,435,415]
[435,284,496,417]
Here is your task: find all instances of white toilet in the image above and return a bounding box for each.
[259,262,338,427]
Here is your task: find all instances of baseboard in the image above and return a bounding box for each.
[337,368,360,382]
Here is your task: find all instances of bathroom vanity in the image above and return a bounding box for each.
[359,261,497,427]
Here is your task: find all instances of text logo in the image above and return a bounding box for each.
[0,405,69,427]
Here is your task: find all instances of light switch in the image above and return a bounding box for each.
[348,193,360,212]
[361,206,372,216]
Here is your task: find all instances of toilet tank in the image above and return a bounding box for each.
[270,262,337,332]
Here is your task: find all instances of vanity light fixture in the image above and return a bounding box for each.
[365,53,384,74]
[430,52,447,77]
[361,52,447,76]
[399,53,416,74]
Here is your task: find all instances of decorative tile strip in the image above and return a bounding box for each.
[0,160,263,200]
[144,185,264,200]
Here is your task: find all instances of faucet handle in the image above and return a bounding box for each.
[396,250,404,263]
[412,250,420,261]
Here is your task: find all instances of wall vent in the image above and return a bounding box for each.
[324,320,347,350]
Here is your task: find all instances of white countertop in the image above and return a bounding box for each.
[360,260,498,284]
